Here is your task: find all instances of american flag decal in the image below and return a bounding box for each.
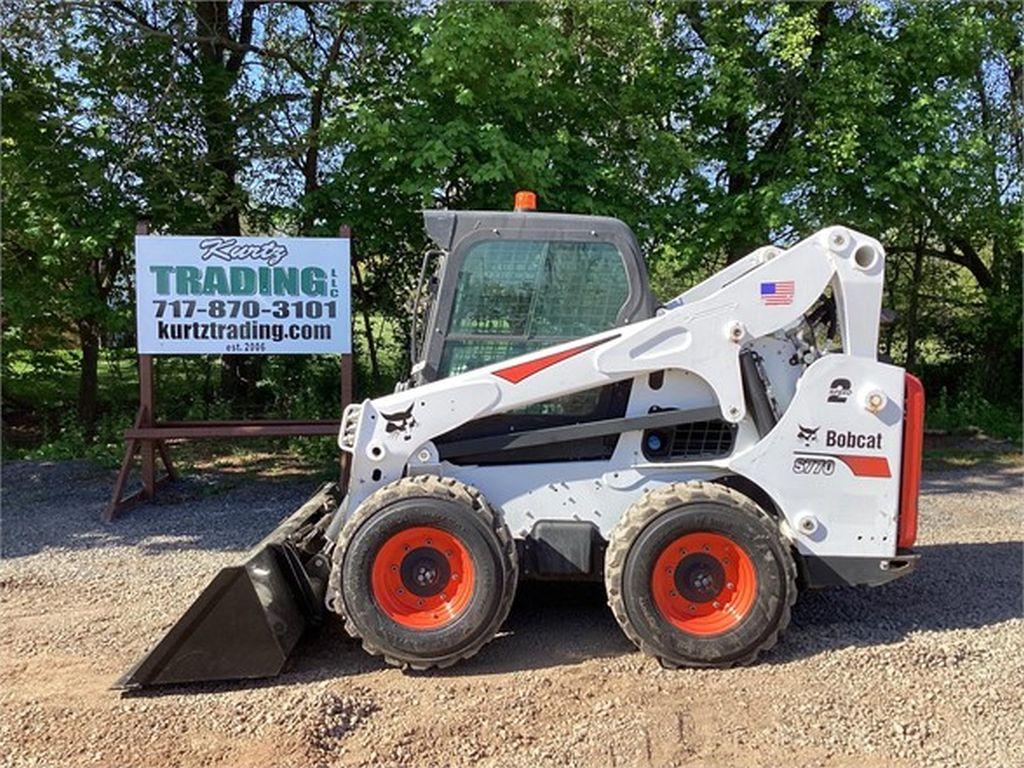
[760,280,795,306]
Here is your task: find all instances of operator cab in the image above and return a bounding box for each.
[409,195,657,387]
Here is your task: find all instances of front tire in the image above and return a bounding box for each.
[332,476,517,670]
[605,482,796,668]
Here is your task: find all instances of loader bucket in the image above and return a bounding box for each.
[115,482,343,690]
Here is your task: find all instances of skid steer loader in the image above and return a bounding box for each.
[117,193,925,689]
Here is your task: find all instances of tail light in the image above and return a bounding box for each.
[898,374,925,549]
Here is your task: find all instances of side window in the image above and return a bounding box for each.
[447,241,541,337]
[532,241,631,337]
[441,239,628,378]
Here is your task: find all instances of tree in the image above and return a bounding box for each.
[2,6,184,434]
[3,0,1019,449]
[800,1,1021,399]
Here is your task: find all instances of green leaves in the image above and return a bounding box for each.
[3,0,1020,435]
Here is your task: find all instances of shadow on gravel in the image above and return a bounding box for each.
[437,542,1024,674]
[919,461,1021,495]
[768,540,1024,664]
[183,537,1024,691]
[427,581,635,677]
[1,459,317,558]
[9,459,1022,689]
[120,541,1024,697]
[122,581,633,697]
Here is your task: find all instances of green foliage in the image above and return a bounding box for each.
[926,389,1022,444]
[13,413,130,467]
[2,0,1021,462]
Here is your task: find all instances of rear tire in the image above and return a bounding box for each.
[332,476,517,670]
[605,482,796,668]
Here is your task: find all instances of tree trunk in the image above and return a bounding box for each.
[193,1,261,404]
[724,113,755,263]
[904,244,925,369]
[352,259,380,382]
[77,321,101,437]
[882,250,901,359]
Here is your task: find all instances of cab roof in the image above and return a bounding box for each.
[422,209,640,252]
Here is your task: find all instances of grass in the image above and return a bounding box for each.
[921,397,1022,469]
[922,447,1022,471]
[925,391,1022,445]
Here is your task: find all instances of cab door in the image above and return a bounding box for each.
[415,211,656,387]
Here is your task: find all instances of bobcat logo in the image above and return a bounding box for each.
[797,424,820,446]
[382,404,417,441]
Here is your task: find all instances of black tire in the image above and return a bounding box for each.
[330,475,517,670]
[605,481,796,668]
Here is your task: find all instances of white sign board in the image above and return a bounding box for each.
[135,236,351,355]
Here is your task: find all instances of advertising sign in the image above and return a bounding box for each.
[135,235,351,355]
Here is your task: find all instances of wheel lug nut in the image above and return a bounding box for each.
[440,593,447,601]
[417,599,424,607]
[397,588,404,594]
[727,582,735,590]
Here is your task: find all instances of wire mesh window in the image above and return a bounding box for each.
[668,420,736,459]
[442,239,629,376]
[641,418,737,461]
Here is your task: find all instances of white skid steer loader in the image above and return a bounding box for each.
[118,195,925,688]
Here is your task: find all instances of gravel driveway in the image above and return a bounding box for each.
[1,457,1021,767]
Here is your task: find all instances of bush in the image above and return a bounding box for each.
[926,389,1022,444]
[11,412,130,467]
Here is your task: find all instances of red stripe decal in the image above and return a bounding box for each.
[492,335,619,384]
[835,454,892,478]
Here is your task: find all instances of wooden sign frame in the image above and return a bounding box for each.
[104,223,358,521]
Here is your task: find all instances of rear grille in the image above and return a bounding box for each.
[642,418,736,461]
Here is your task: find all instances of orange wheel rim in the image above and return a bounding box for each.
[371,526,475,629]
[650,531,757,636]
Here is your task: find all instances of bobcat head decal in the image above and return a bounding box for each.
[797,424,820,446]
[382,404,417,441]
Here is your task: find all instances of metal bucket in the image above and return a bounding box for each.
[115,483,342,690]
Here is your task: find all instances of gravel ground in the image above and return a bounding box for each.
[1,455,1021,768]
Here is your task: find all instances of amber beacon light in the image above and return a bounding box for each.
[514,190,537,211]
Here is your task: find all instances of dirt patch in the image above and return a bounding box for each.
[1,457,1021,767]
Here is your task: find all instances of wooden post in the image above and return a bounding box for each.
[339,225,356,484]
[104,220,177,521]
[340,228,357,408]
[139,354,155,498]
[137,220,156,499]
